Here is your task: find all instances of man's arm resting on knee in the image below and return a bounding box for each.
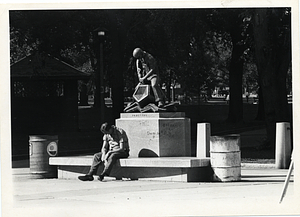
[104,142,127,159]
[101,140,109,161]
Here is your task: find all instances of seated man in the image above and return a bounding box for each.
[78,122,130,181]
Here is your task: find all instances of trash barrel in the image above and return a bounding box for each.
[29,135,58,178]
[210,135,241,182]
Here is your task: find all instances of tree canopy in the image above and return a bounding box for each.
[10,8,292,148]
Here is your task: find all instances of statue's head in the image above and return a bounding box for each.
[133,48,143,58]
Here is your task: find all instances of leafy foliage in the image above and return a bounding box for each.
[9,8,291,108]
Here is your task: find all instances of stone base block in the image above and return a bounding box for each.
[116,113,191,158]
[57,165,212,182]
[50,156,212,182]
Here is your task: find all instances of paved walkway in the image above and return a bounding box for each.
[3,165,298,217]
[5,128,297,217]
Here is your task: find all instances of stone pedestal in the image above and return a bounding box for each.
[197,123,211,158]
[50,156,211,182]
[116,113,191,158]
[275,122,292,169]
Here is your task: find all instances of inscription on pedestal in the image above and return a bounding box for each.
[116,113,191,158]
[120,112,185,119]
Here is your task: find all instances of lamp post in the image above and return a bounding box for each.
[94,27,107,123]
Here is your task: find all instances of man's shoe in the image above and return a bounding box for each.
[98,174,105,181]
[78,175,94,181]
[98,172,109,181]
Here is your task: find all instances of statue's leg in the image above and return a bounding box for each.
[150,77,165,107]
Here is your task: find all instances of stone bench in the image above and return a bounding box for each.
[49,156,212,182]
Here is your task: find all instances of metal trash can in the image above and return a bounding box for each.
[210,135,241,182]
[29,135,58,178]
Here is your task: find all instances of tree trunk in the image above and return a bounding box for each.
[252,9,291,149]
[227,24,244,123]
[108,25,125,120]
[255,86,265,120]
[107,10,134,120]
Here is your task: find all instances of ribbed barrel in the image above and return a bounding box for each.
[29,135,58,178]
[210,135,241,182]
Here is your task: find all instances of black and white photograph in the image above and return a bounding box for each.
[1,1,299,217]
